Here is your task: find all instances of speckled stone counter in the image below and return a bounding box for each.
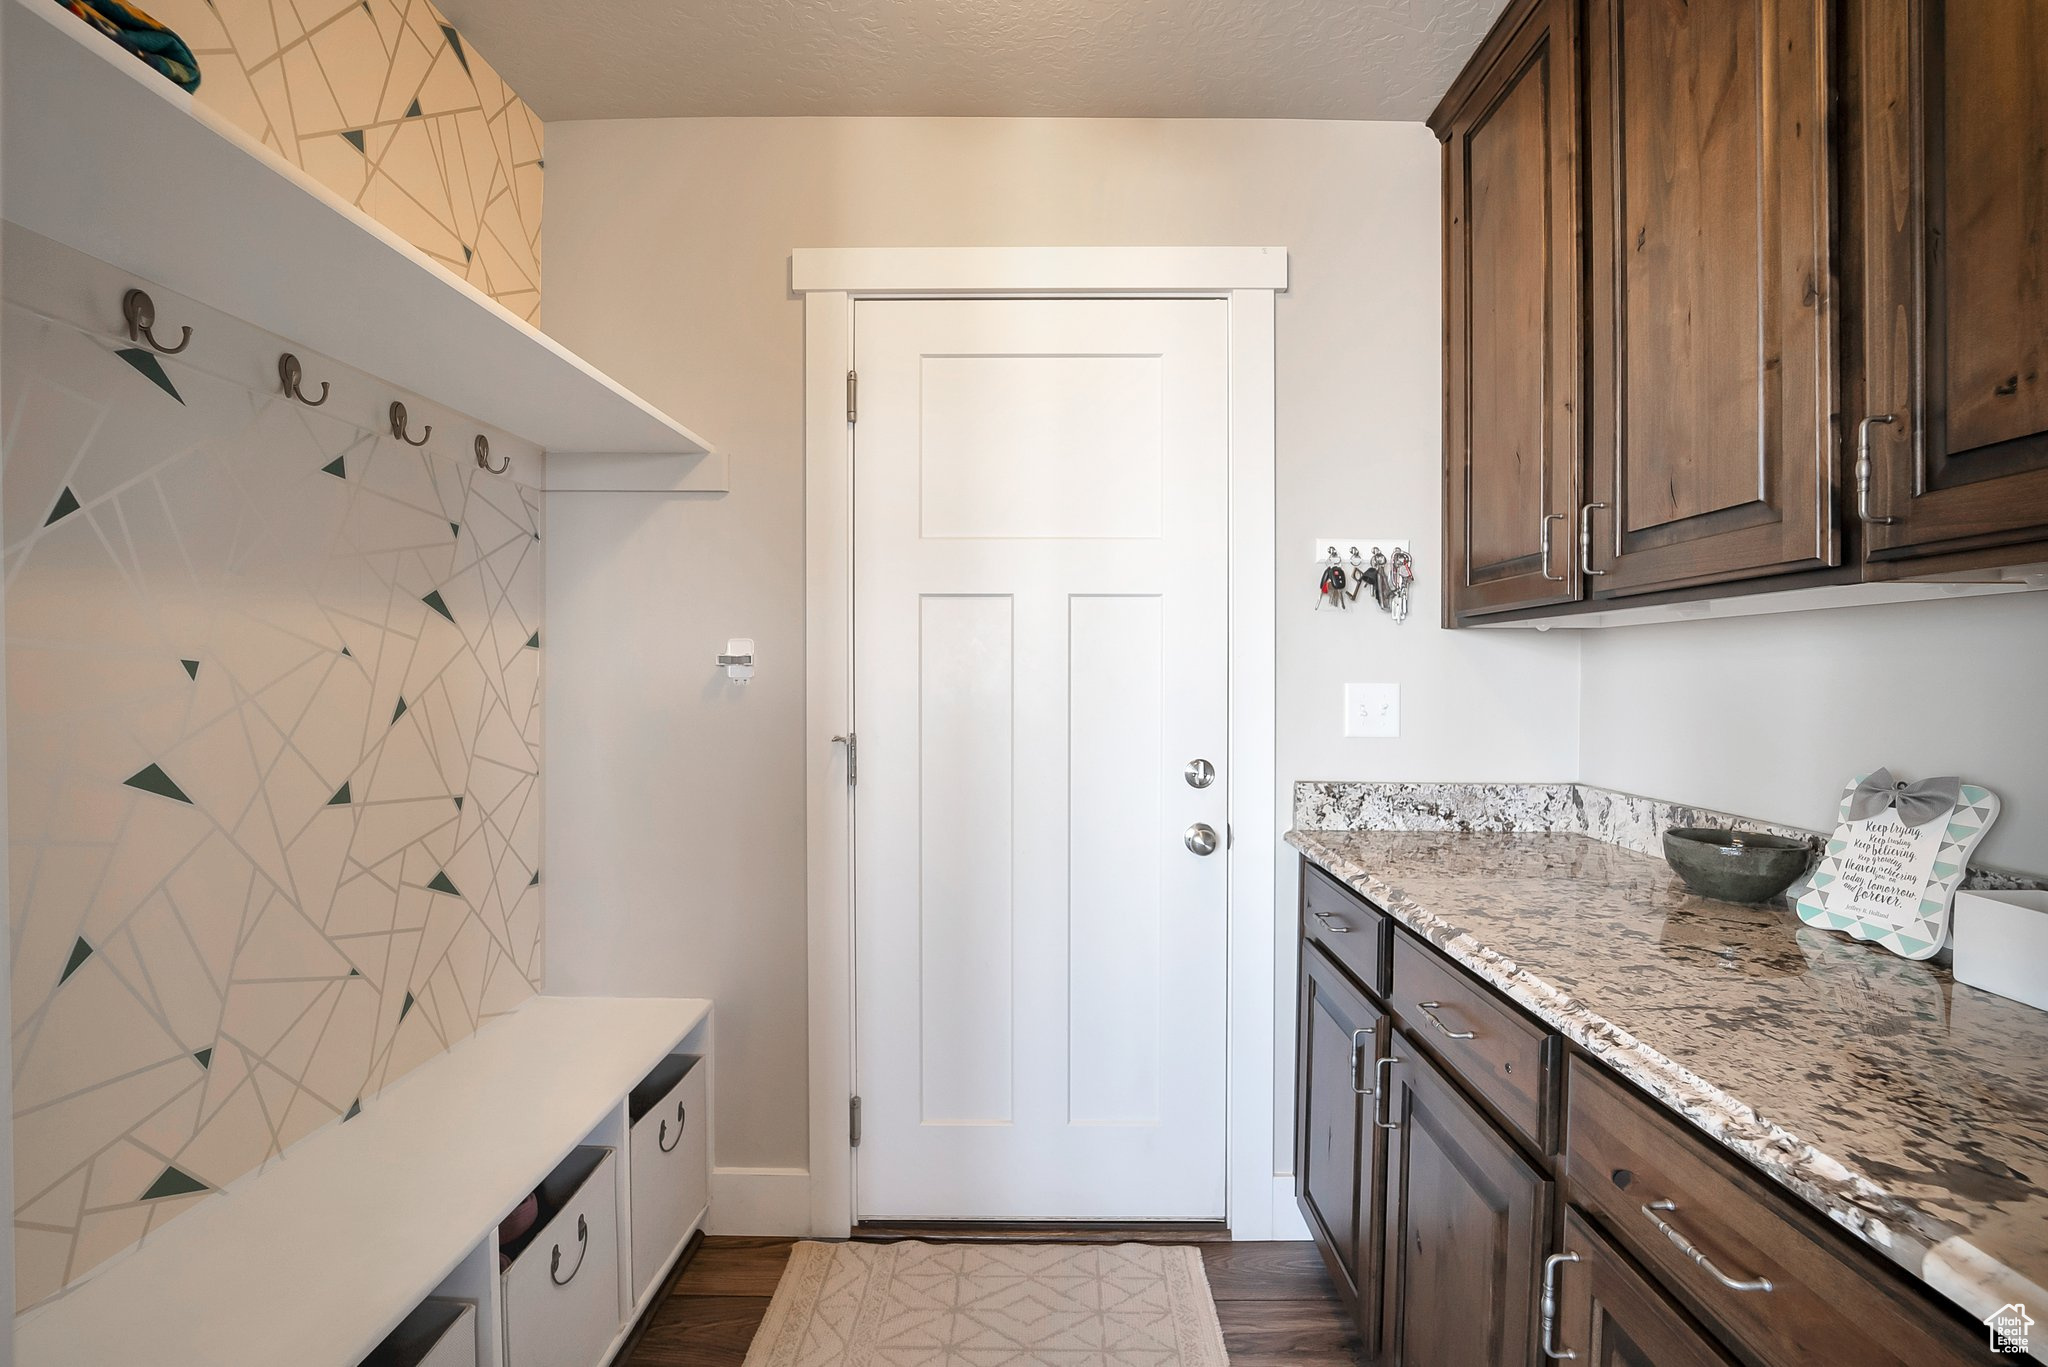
[1287,826,2048,1341]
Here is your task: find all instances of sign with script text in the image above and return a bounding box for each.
[1796,771,1999,960]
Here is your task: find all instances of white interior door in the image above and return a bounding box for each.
[852,297,1231,1221]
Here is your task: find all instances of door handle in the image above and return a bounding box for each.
[1856,414,1901,526]
[1184,823,1219,856]
[1541,1251,1582,1359]
[1579,503,1609,576]
[1539,512,1567,581]
[1639,1201,1774,1292]
[1416,1001,1476,1040]
[1351,1029,1373,1095]
[1373,1056,1402,1130]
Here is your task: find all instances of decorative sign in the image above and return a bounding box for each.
[1797,770,2000,959]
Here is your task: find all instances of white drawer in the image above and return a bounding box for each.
[501,1147,621,1367]
[360,1298,475,1367]
[628,1055,708,1303]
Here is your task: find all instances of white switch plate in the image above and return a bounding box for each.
[1313,536,1409,563]
[1344,682,1400,738]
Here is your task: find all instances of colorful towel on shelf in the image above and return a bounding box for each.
[54,0,201,91]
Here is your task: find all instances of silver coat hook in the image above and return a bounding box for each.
[278,353,329,406]
[389,401,431,446]
[122,289,190,355]
[475,434,510,475]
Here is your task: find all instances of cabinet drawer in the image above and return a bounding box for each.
[1565,1060,1988,1367]
[1302,861,1389,998]
[502,1146,623,1367]
[1390,931,1553,1149]
[628,1054,709,1304]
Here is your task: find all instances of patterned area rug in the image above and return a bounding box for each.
[742,1241,1230,1367]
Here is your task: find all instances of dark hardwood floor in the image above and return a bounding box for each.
[626,1235,1365,1367]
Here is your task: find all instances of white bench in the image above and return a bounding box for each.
[15,996,713,1367]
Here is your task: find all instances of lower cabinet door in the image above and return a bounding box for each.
[629,1055,710,1303]
[1552,1208,1736,1367]
[1379,1039,1549,1367]
[1296,944,1385,1337]
[502,1147,623,1367]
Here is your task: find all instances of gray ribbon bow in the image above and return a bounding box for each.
[1847,769,1962,828]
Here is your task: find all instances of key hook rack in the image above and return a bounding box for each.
[122,289,190,355]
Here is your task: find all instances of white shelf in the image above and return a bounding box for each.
[0,0,717,467]
[14,996,712,1367]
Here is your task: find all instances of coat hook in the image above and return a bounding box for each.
[475,434,510,475]
[389,401,431,446]
[278,353,329,406]
[122,289,191,355]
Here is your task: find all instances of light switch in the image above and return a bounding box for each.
[1344,682,1400,738]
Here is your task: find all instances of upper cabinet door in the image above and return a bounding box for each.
[1857,0,2048,561]
[1440,0,1583,621]
[1585,0,1838,596]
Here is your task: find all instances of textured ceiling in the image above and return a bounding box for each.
[432,0,1512,122]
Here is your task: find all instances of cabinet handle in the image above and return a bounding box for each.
[1541,1251,1582,1360]
[1639,1201,1774,1293]
[1539,512,1567,581]
[1578,503,1609,576]
[1856,414,1901,526]
[549,1213,590,1286]
[1313,909,1353,934]
[1416,1001,1476,1040]
[659,1100,686,1153]
[1351,1028,1374,1096]
[1373,1056,1402,1130]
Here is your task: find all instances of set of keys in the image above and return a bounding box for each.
[1317,545,1417,623]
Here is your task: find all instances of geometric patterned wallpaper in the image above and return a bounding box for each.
[140,0,543,322]
[3,300,544,1309]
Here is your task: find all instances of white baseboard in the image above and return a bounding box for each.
[707,1167,813,1236]
[1269,1175,1312,1241]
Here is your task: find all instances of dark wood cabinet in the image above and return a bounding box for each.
[1854,0,2048,564]
[1296,943,1386,1331]
[1553,1208,1736,1367]
[1433,0,2048,624]
[1584,0,1838,596]
[1378,1039,1549,1367]
[1439,0,1584,619]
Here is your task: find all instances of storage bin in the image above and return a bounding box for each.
[1954,890,2048,1011]
[628,1054,709,1303]
[359,1298,475,1367]
[501,1146,622,1367]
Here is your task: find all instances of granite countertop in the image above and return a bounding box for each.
[1287,826,2048,1337]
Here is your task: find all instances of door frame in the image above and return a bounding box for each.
[795,247,1285,1238]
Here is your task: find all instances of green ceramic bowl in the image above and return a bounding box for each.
[1661,827,1817,904]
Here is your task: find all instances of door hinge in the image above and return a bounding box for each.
[850,1095,863,1148]
[846,370,858,424]
[833,732,857,787]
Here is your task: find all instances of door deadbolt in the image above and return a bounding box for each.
[1184,758,1216,789]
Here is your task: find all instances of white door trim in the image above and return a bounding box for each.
[799,247,1282,1239]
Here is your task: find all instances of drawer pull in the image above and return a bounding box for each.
[549,1213,590,1286]
[1640,1201,1774,1293]
[1374,1056,1402,1130]
[1312,909,1353,934]
[1541,1251,1581,1360]
[1351,1029,1373,1096]
[659,1101,686,1153]
[1417,1001,1476,1040]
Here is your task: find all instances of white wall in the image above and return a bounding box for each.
[1579,594,2048,872]
[539,117,1583,1177]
